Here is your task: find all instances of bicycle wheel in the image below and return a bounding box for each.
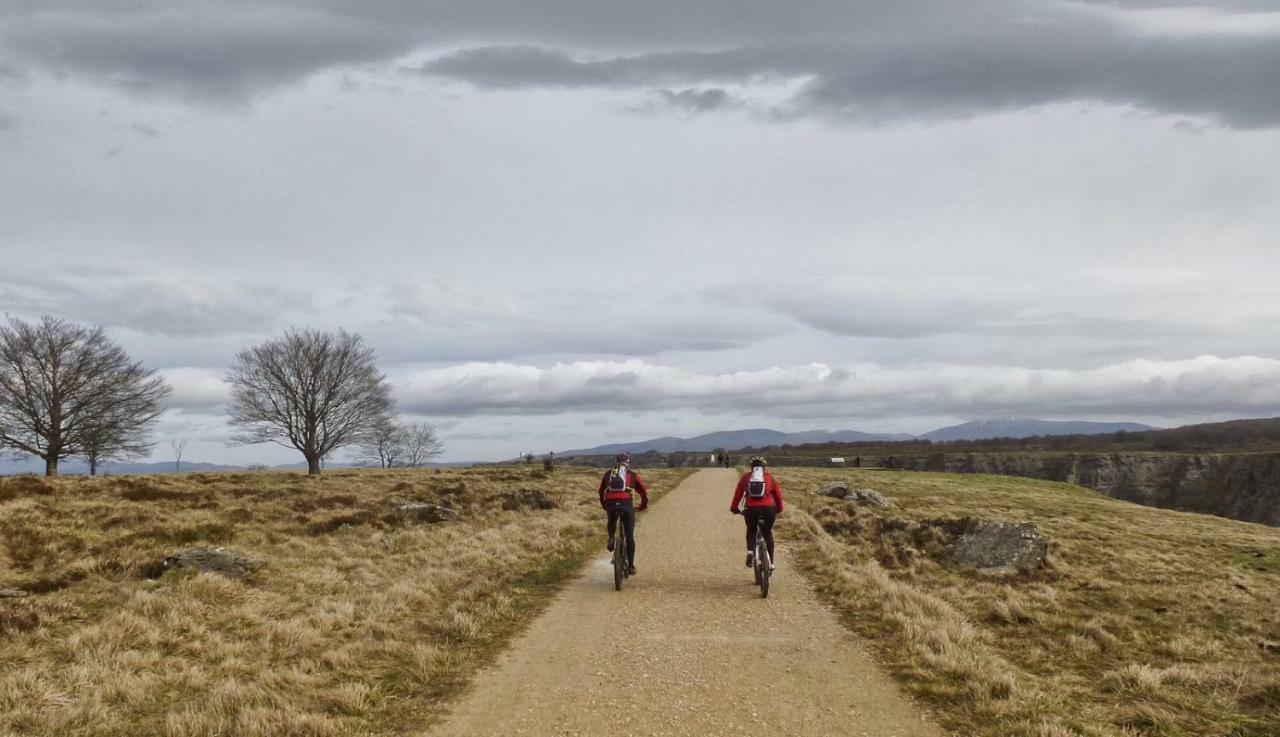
[753,533,763,586]
[613,527,626,591]
[752,537,762,596]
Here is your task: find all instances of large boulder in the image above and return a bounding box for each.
[817,483,893,508]
[158,547,263,580]
[818,482,852,499]
[949,521,1048,576]
[391,502,458,524]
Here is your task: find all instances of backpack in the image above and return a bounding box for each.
[608,466,630,492]
[747,468,767,498]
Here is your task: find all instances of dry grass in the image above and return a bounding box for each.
[0,465,692,736]
[779,468,1280,737]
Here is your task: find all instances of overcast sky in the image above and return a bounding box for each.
[3,0,1280,463]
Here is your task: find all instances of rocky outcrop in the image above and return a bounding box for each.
[156,547,263,580]
[817,483,893,508]
[949,521,1049,576]
[391,503,458,524]
[869,451,1280,526]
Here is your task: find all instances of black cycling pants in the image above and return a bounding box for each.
[605,500,637,566]
[744,507,776,560]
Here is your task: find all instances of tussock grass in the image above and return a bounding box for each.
[0,466,691,736]
[780,469,1280,737]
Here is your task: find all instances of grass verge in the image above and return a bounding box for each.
[0,465,693,736]
[778,468,1280,737]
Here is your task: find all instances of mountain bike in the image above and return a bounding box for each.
[612,520,631,591]
[753,523,772,598]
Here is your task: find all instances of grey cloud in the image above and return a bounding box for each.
[727,276,1240,342]
[0,272,312,338]
[649,88,736,114]
[130,122,159,138]
[422,24,1280,128]
[3,2,1277,125]
[0,4,412,99]
[389,356,1280,420]
[416,45,804,89]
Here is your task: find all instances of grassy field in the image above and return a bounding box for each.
[0,465,692,737]
[777,468,1280,737]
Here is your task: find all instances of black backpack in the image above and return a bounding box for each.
[747,474,767,498]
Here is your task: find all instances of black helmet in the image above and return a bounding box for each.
[616,452,632,464]
[749,456,767,468]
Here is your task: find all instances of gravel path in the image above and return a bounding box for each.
[429,468,944,737]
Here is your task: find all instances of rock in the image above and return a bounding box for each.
[850,488,893,508]
[949,521,1048,576]
[0,588,27,598]
[818,483,852,499]
[392,502,458,524]
[159,547,263,580]
[817,483,892,508]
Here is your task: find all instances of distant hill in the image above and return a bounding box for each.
[561,428,912,457]
[921,419,1155,442]
[0,458,246,475]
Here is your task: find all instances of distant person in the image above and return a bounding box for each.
[730,456,784,570]
[598,452,649,576]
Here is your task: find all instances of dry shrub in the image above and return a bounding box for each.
[115,477,192,502]
[0,600,40,634]
[0,476,54,499]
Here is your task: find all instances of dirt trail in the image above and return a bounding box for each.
[429,468,943,737]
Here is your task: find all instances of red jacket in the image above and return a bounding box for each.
[599,466,649,508]
[731,470,783,513]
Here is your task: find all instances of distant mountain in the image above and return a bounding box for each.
[561,428,912,457]
[921,419,1155,443]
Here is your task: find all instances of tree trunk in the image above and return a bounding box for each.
[44,456,58,477]
[90,459,99,476]
[306,454,322,476]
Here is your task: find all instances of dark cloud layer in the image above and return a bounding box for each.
[420,28,1280,127]
[2,1,1278,125]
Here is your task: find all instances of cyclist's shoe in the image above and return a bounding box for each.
[626,564,637,576]
[768,561,776,571]
[746,551,755,568]
[606,536,615,552]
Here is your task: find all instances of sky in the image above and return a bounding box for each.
[2,0,1280,464]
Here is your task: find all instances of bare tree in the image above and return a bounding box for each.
[171,438,188,472]
[80,420,152,476]
[401,421,443,467]
[355,419,405,468]
[0,316,171,476]
[227,328,392,476]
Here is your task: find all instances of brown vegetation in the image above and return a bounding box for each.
[0,465,691,736]
[780,468,1280,737]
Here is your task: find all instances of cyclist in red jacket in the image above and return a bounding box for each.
[599,452,649,575]
[730,456,784,570]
